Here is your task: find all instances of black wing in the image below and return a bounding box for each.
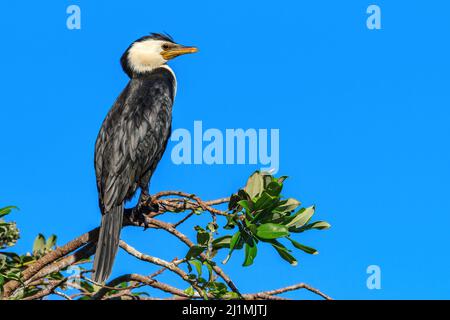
[95,68,175,213]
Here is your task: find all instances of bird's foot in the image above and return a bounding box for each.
[132,195,160,231]
[131,209,151,230]
[137,194,160,214]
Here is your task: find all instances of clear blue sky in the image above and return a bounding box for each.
[1,1,450,299]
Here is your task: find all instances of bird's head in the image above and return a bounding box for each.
[121,33,198,77]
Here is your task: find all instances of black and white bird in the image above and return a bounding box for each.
[93,33,198,283]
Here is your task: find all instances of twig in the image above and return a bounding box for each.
[53,291,72,300]
[173,212,195,227]
[245,283,333,300]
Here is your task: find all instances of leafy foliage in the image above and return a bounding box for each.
[219,171,330,267]
[0,207,20,249]
[182,171,330,298]
[0,208,64,298]
[32,234,57,258]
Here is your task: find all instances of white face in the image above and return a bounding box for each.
[127,39,170,74]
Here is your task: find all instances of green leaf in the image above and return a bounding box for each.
[190,259,203,277]
[245,171,264,198]
[223,291,241,300]
[188,274,196,281]
[237,189,251,202]
[197,277,207,285]
[184,286,195,297]
[185,245,206,259]
[237,200,252,213]
[228,194,240,211]
[277,176,288,184]
[0,206,18,218]
[286,206,315,228]
[305,221,331,230]
[196,231,210,246]
[271,241,298,266]
[208,281,228,298]
[212,235,232,250]
[276,198,301,213]
[265,181,283,197]
[269,239,292,252]
[291,221,331,233]
[287,237,318,255]
[80,281,94,293]
[222,231,241,264]
[204,261,214,282]
[45,235,57,250]
[243,240,257,267]
[5,271,21,281]
[254,192,277,211]
[224,214,237,230]
[247,224,257,236]
[32,234,46,255]
[261,172,274,188]
[229,231,241,251]
[256,223,289,240]
[238,200,254,221]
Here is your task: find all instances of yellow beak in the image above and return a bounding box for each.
[162,46,199,60]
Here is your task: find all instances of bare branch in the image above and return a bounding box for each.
[244,283,333,300]
[119,241,186,278]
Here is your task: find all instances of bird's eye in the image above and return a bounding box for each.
[162,44,171,50]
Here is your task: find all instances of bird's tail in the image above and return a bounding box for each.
[92,204,124,284]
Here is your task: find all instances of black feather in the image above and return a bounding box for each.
[146,32,175,43]
[93,204,123,284]
[93,67,176,283]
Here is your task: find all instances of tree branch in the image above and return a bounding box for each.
[2,191,331,301]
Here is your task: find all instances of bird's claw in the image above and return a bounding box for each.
[142,218,151,231]
[131,209,151,230]
[138,195,160,214]
[132,194,160,230]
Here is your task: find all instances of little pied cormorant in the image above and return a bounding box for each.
[93,33,198,283]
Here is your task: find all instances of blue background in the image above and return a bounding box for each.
[1,1,450,299]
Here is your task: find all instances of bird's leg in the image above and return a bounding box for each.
[138,189,151,207]
[131,203,149,230]
[133,187,159,230]
[138,188,159,213]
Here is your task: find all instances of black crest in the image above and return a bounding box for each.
[147,32,175,43]
[135,32,175,44]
